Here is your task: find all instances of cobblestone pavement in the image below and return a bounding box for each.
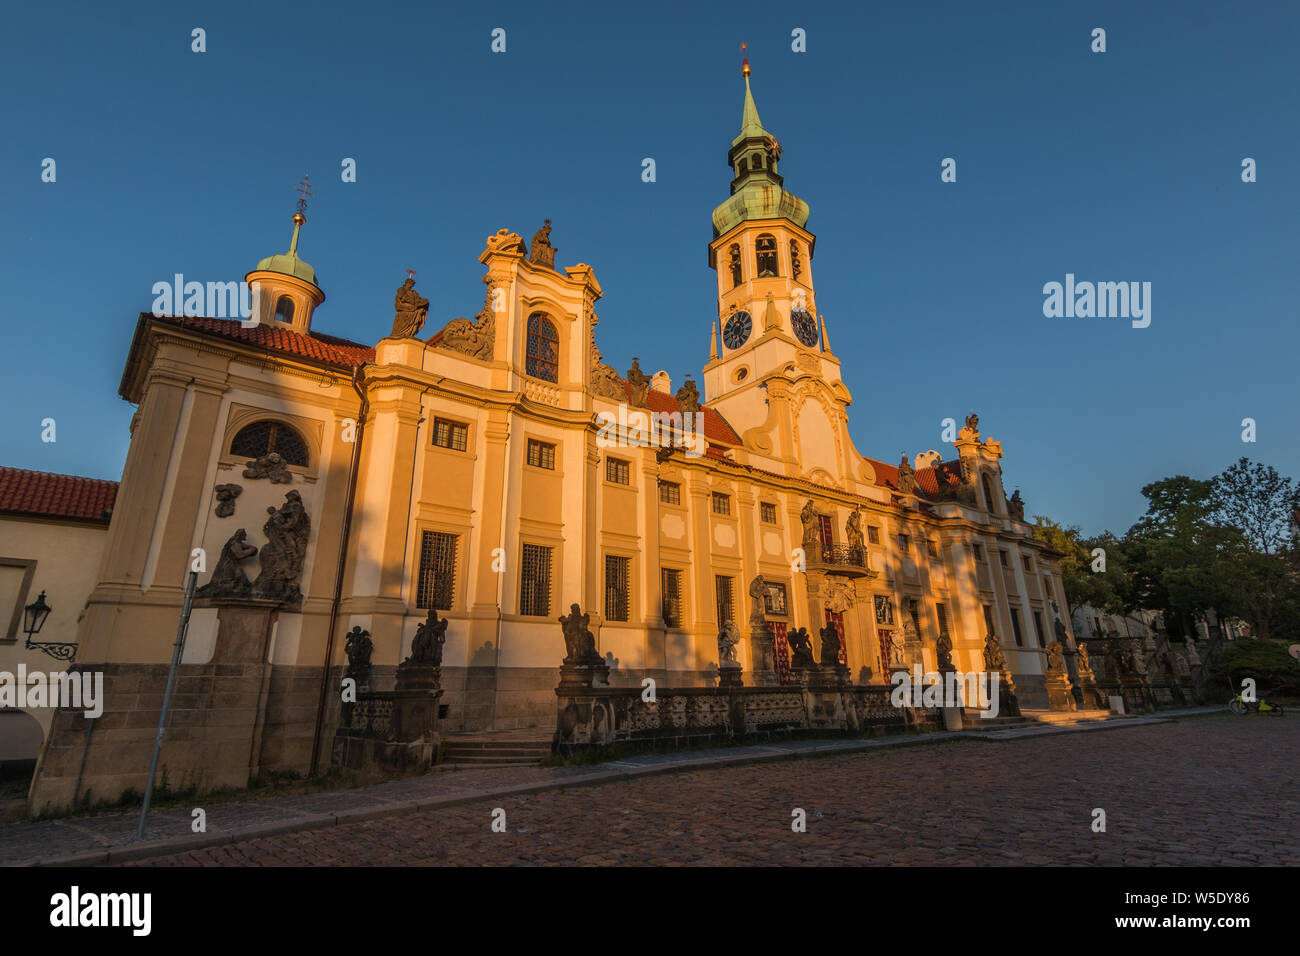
[124,715,1299,866]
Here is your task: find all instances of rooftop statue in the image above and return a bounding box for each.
[391,276,430,339]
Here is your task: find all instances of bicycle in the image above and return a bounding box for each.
[1227,692,1285,716]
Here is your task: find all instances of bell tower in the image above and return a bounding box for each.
[703,52,837,433]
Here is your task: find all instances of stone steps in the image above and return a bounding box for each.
[440,737,552,766]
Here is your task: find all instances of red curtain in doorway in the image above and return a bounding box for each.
[825,610,848,666]
[877,628,894,680]
[770,621,791,684]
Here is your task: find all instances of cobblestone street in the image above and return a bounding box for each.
[123,715,1299,866]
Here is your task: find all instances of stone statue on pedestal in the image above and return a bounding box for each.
[196,528,258,598]
[818,621,842,666]
[407,607,448,668]
[718,621,741,666]
[251,490,311,606]
[787,627,816,669]
[390,277,429,338]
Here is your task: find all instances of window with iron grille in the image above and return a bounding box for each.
[433,418,468,452]
[867,525,880,544]
[1033,611,1045,647]
[519,544,552,616]
[230,420,309,466]
[416,531,457,610]
[712,492,731,516]
[1009,607,1024,647]
[525,313,559,382]
[605,555,630,622]
[661,568,683,628]
[898,533,910,553]
[606,457,629,485]
[527,439,555,470]
[715,575,734,625]
[659,480,681,505]
[760,502,777,524]
[983,605,996,638]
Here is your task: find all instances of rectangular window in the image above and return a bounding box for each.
[760,502,777,524]
[606,457,629,485]
[433,418,468,452]
[867,525,880,545]
[1022,555,1033,572]
[715,575,734,625]
[999,550,1009,568]
[1033,610,1045,647]
[982,605,996,639]
[519,544,552,617]
[936,603,951,641]
[898,533,910,553]
[605,555,630,622]
[926,539,939,558]
[526,439,555,470]
[416,531,457,610]
[818,514,834,550]
[974,543,986,563]
[1010,607,1024,647]
[712,492,731,516]
[662,568,683,628]
[659,480,681,505]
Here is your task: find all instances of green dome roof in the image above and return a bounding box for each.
[712,67,810,237]
[255,215,319,286]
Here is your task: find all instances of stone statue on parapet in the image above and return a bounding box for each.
[747,574,768,627]
[800,499,820,551]
[818,621,842,666]
[391,276,429,338]
[558,603,600,663]
[717,621,741,666]
[626,357,651,407]
[897,454,919,496]
[529,219,557,269]
[407,606,448,667]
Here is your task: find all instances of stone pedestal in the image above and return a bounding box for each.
[1045,672,1078,712]
[557,657,610,693]
[749,623,777,686]
[717,662,744,689]
[817,663,851,687]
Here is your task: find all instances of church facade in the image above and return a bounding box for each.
[29,62,1076,809]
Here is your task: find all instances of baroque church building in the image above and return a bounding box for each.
[30,62,1076,808]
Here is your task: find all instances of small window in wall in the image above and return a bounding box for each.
[712,492,731,516]
[416,531,457,610]
[1023,555,1033,572]
[527,439,555,470]
[927,539,939,558]
[982,605,996,638]
[974,544,986,563]
[230,420,309,467]
[715,575,735,625]
[867,526,880,545]
[789,239,802,280]
[659,480,681,505]
[606,457,630,485]
[760,502,777,524]
[752,152,764,169]
[662,568,683,628]
[898,533,911,554]
[755,234,778,278]
[433,419,468,452]
[1033,610,1045,648]
[519,544,552,616]
[982,474,999,514]
[1010,607,1024,647]
[936,604,951,642]
[999,549,1009,568]
[605,555,630,622]
[525,313,559,383]
[274,296,295,325]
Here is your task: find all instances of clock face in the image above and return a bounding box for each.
[722,311,752,350]
[791,309,819,347]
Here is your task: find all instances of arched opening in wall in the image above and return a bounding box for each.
[755,234,778,278]
[274,296,295,325]
[736,158,747,176]
[526,313,559,382]
[0,710,44,795]
[728,244,743,288]
[752,152,764,170]
[789,239,802,280]
[981,473,999,514]
[230,420,309,466]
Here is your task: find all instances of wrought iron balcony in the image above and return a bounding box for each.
[808,545,877,579]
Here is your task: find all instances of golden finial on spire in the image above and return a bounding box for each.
[741,42,750,77]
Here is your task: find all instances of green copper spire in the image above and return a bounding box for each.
[254,176,319,285]
[711,52,810,238]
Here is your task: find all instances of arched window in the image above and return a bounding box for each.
[752,152,764,170]
[981,474,999,514]
[736,158,747,176]
[525,313,559,383]
[230,420,309,466]
[789,239,802,280]
[755,234,778,278]
[728,243,743,288]
[274,296,295,325]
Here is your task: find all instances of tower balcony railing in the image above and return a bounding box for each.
[808,545,877,579]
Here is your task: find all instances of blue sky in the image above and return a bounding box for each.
[1,0,1295,536]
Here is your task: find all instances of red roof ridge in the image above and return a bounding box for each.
[0,466,120,523]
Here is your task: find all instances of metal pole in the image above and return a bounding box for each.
[137,570,197,840]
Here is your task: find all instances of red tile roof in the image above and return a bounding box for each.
[864,456,965,500]
[0,467,118,523]
[625,382,741,445]
[148,314,375,366]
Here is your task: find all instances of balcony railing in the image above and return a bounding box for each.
[809,545,876,577]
